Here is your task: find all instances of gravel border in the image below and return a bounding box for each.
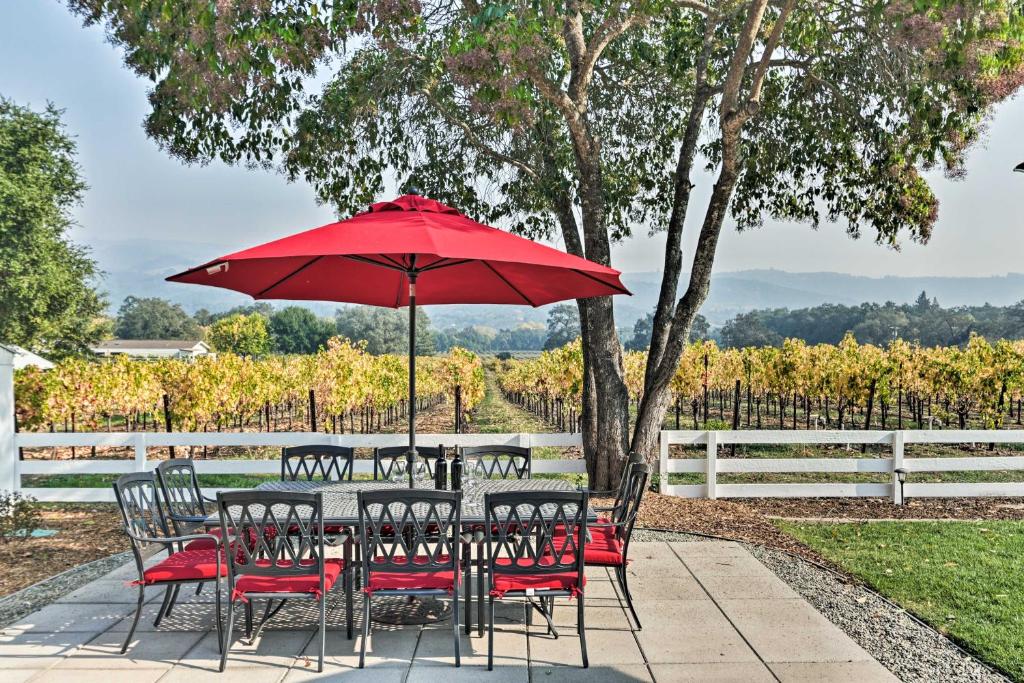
[632,529,1010,683]
[0,551,132,628]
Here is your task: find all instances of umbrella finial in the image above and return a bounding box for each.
[405,183,421,195]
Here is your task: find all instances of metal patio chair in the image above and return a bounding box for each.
[456,444,530,636]
[372,445,440,480]
[357,488,463,668]
[154,457,226,606]
[216,490,349,673]
[576,463,649,630]
[484,490,589,670]
[458,445,532,480]
[113,472,225,655]
[282,445,356,537]
[592,451,645,522]
[281,445,355,482]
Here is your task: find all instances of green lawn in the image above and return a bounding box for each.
[778,520,1024,681]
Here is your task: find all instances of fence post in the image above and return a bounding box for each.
[0,346,18,494]
[891,430,905,505]
[658,431,669,495]
[134,433,148,473]
[706,431,718,500]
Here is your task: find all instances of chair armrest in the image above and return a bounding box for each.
[135,532,221,544]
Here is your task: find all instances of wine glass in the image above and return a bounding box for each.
[413,460,430,487]
[462,458,479,493]
[390,458,407,485]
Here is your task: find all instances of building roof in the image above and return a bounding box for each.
[0,344,56,370]
[92,339,208,351]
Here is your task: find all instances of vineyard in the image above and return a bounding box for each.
[14,338,484,437]
[498,335,1024,433]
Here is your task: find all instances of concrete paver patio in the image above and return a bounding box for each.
[0,541,898,682]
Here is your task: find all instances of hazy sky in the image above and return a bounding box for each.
[3,1,1023,278]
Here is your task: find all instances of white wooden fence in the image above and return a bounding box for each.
[2,347,1024,505]
[658,429,1024,503]
[7,431,586,503]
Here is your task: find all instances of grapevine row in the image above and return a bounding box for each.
[498,335,1024,431]
[14,338,485,435]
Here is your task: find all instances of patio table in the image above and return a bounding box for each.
[204,478,594,628]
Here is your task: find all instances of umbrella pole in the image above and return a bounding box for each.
[407,271,417,489]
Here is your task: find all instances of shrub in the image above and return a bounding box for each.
[0,492,42,542]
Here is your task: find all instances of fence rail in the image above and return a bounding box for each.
[9,431,587,502]
[658,429,1024,503]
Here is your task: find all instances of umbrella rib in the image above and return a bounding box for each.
[257,256,324,297]
[343,255,406,272]
[572,268,631,295]
[418,258,473,273]
[482,261,536,307]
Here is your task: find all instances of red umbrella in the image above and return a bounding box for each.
[168,194,629,485]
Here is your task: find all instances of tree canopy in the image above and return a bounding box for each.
[68,0,1024,485]
[269,305,335,354]
[0,98,105,357]
[207,312,271,356]
[115,296,201,340]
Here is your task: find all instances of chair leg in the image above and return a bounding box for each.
[121,585,145,654]
[578,595,588,668]
[196,582,204,596]
[453,588,461,668]
[487,596,495,671]
[359,593,371,669]
[318,596,326,673]
[220,601,235,672]
[153,585,173,627]
[346,567,354,640]
[463,542,472,635]
[244,600,254,641]
[165,583,181,617]
[214,580,223,655]
[477,544,484,637]
[618,565,642,630]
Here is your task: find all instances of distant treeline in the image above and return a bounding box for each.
[719,291,1024,348]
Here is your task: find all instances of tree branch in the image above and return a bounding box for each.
[420,88,541,180]
[747,0,798,106]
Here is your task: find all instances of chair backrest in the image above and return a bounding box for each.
[113,472,172,561]
[614,464,650,546]
[358,489,461,582]
[609,452,645,518]
[281,445,355,482]
[484,490,587,588]
[459,445,531,480]
[216,491,326,585]
[372,446,440,480]
[154,458,207,534]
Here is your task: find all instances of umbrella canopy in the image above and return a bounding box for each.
[168,194,629,306]
[168,194,629,487]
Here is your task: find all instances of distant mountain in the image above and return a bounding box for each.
[90,239,1024,328]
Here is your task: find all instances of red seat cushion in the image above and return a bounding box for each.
[490,557,585,597]
[581,534,625,565]
[366,555,458,594]
[184,526,225,551]
[139,549,227,585]
[233,558,344,600]
[552,527,625,566]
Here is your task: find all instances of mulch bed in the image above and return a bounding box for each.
[0,504,129,598]
[742,496,1024,521]
[632,493,838,568]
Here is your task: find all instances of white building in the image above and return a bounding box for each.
[0,344,55,370]
[90,339,213,359]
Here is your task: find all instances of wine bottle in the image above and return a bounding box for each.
[434,444,448,490]
[450,448,463,491]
